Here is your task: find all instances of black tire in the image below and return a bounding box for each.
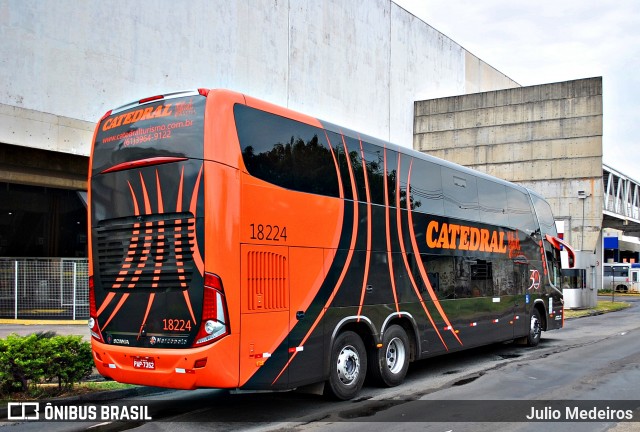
[324,331,367,400]
[527,308,542,347]
[368,325,410,387]
[616,285,628,293]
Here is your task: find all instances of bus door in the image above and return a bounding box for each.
[631,269,640,292]
[239,244,290,389]
[511,263,531,339]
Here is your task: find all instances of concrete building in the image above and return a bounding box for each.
[413,78,604,307]
[0,0,517,258]
[0,1,633,308]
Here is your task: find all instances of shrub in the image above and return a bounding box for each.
[0,333,93,396]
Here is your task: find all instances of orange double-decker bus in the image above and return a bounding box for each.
[88,89,575,399]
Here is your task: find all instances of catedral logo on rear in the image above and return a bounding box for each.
[101,100,196,131]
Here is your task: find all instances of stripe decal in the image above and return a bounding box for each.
[396,156,447,349]
[272,132,358,385]
[383,145,400,314]
[356,137,372,319]
[97,161,203,336]
[406,159,462,346]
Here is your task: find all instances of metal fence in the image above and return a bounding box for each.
[0,258,89,320]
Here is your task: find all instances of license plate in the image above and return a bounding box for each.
[132,356,155,370]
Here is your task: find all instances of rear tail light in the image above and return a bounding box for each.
[192,273,230,347]
[88,276,104,342]
[99,110,112,123]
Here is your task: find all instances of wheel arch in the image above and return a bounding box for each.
[325,316,377,377]
[381,312,420,362]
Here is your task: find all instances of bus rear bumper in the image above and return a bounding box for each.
[91,338,239,390]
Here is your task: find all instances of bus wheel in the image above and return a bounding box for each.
[369,325,409,387]
[527,308,542,347]
[325,331,367,400]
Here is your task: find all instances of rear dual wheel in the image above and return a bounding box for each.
[369,325,410,387]
[325,326,410,400]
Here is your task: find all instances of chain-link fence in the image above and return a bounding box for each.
[0,258,89,320]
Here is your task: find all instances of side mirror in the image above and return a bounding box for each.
[545,234,576,269]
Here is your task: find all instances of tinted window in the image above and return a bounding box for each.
[385,149,398,207]
[442,168,479,221]
[530,193,558,237]
[93,94,206,174]
[409,159,444,215]
[360,141,386,205]
[396,152,412,210]
[613,266,629,277]
[344,136,366,202]
[326,131,354,200]
[235,104,339,197]
[507,188,538,234]
[478,178,508,227]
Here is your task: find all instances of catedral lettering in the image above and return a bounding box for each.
[102,104,173,131]
[426,220,510,253]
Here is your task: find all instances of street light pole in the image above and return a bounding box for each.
[578,190,588,252]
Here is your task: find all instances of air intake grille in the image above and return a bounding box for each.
[96,212,196,291]
[246,251,288,311]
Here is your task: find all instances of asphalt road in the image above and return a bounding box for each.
[2,297,639,432]
[0,321,89,340]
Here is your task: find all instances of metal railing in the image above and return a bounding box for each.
[0,258,89,320]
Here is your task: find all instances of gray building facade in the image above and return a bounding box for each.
[1,0,519,258]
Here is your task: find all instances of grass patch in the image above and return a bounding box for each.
[565,300,631,319]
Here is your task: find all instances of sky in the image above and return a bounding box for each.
[394,0,640,179]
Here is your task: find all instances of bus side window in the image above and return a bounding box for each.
[235,104,340,198]
[477,179,508,227]
[442,167,479,222]
[507,188,538,235]
[409,159,444,216]
[360,141,386,206]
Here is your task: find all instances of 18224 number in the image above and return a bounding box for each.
[250,224,287,242]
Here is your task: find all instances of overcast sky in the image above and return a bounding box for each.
[395,0,640,180]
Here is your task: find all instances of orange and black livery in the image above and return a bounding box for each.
[88,89,575,399]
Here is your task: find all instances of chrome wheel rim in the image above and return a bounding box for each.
[386,337,406,374]
[336,345,360,385]
[530,315,541,340]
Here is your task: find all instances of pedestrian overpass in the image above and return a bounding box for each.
[603,164,640,236]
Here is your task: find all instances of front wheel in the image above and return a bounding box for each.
[527,308,542,347]
[368,325,410,387]
[324,331,367,400]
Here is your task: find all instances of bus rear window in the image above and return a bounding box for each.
[92,94,206,174]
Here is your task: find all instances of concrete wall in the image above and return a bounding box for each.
[0,0,519,161]
[414,78,604,256]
